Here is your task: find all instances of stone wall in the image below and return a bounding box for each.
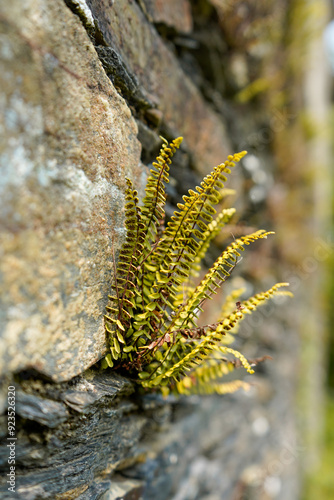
[0,0,330,499]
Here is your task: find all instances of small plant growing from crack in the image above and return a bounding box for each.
[102,137,292,396]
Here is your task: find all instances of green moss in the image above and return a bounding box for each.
[303,396,334,499]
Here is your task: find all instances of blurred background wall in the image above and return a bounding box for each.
[0,0,332,499]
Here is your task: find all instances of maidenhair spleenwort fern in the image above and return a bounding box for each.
[102,137,292,397]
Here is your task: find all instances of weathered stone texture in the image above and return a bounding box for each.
[0,356,300,500]
[86,0,232,174]
[0,0,143,381]
[0,0,329,499]
[138,0,193,34]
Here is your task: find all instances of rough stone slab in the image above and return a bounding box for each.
[0,350,300,499]
[114,391,271,500]
[95,46,154,109]
[99,475,143,500]
[138,0,193,34]
[0,0,143,381]
[16,392,70,428]
[61,370,134,413]
[0,371,144,499]
[87,0,232,174]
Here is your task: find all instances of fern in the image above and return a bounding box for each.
[102,137,292,396]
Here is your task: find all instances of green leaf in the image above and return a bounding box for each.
[113,337,121,354]
[201,212,213,222]
[193,229,205,240]
[101,358,109,369]
[110,346,119,360]
[204,204,216,215]
[150,375,163,386]
[197,220,208,232]
[155,351,163,361]
[116,330,125,343]
[146,302,157,311]
[135,311,150,320]
[105,354,114,367]
[156,273,170,284]
[144,263,157,272]
[116,319,125,331]
[123,345,133,353]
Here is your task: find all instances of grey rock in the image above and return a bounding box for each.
[16,392,69,428]
[0,0,143,382]
[95,46,153,110]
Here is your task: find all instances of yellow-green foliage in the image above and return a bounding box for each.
[236,77,271,103]
[103,137,292,396]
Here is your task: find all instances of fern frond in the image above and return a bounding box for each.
[190,208,237,280]
[139,232,276,382]
[219,187,236,199]
[148,152,247,287]
[217,346,254,373]
[104,178,146,359]
[172,207,237,308]
[141,282,290,388]
[144,153,247,340]
[172,230,274,329]
[175,377,251,396]
[174,347,251,393]
[217,286,247,343]
[131,137,183,333]
[220,287,246,317]
[198,380,251,395]
[139,136,183,250]
[195,208,236,265]
[103,136,292,399]
[219,282,293,328]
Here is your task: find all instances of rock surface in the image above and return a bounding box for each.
[0,0,330,499]
[138,0,193,34]
[0,0,143,381]
[86,0,232,174]
[0,358,300,500]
